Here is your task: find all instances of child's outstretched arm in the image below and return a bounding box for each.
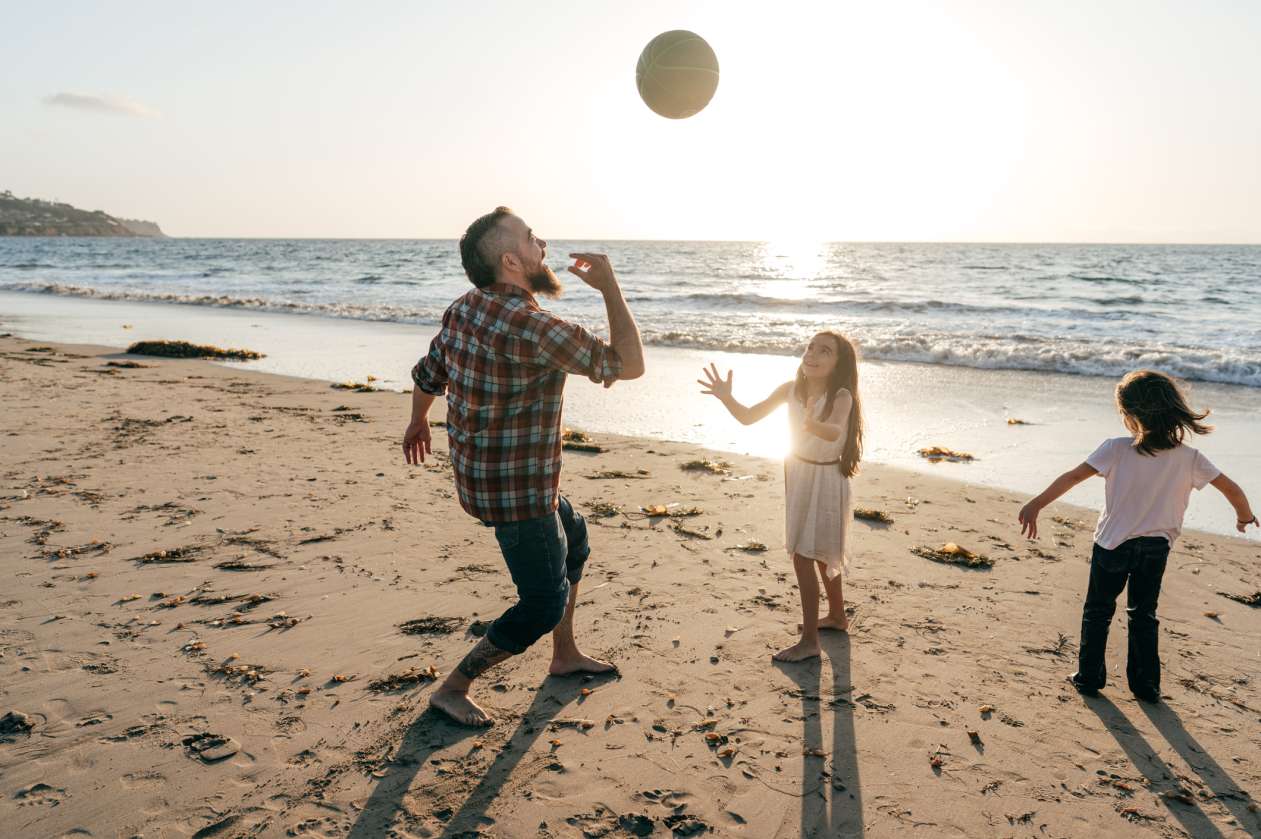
[802,389,853,442]
[1209,474,1258,533]
[698,363,790,425]
[1018,462,1099,539]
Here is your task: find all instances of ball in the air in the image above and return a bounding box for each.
[636,30,719,119]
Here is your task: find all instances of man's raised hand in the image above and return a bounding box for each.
[567,253,618,294]
[403,420,432,465]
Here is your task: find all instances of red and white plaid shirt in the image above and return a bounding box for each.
[412,283,623,523]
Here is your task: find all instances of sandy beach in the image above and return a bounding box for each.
[1,333,1259,839]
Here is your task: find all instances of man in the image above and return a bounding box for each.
[403,206,645,726]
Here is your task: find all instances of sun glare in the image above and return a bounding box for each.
[754,238,828,301]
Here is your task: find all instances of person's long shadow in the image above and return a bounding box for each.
[776,633,864,839]
[1085,696,1233,839]
[345,705,480,838]
[1138,700,1261,837]
[436,672,613,837]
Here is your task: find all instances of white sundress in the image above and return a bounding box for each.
[784,383,853,579]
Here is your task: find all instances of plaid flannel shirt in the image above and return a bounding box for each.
[412,283,623,523]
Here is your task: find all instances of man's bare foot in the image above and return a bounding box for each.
[799,613,849,633]
[549,652,618,677]
[772,640,821,662]
[429,688,493,727]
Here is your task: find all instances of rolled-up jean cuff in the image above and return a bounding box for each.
[566,546,589,584]
[556,496,590,584]
[485,621,531,655]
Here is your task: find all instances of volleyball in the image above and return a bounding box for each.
[635,30,720,119]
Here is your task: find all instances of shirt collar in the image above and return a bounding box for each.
[485,282,539,308]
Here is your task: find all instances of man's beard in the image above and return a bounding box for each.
[527,262,562,298]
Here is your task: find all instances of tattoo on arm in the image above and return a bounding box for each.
[456,636,513,680]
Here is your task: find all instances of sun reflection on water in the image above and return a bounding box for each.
[755,239,829,301]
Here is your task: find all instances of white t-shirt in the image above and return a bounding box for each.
[1086,437,1221,550]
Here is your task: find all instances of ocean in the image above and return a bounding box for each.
[2,238,1259,388]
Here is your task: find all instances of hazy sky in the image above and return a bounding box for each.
[3,1,1259,242]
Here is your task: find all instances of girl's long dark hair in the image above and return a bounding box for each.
[795,331,864,477]
[1115,369,1212,456]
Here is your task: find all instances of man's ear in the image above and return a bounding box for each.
[500,249,522,275]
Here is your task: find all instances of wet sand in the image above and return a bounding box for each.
[1,334,1258,838]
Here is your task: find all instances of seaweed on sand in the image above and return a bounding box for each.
[367,665,440,693]
[680,459,732,475]
[398,616,464,635]
[632,504,703,519]
[917,446,975,463]
[586,501,622,519]
[1218,590,1261,607]
[132,545,205,564]
[126,340,263,361]
[330,380,380,392]
[911,543,993,568]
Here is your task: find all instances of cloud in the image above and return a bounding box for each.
[42,92,157,118]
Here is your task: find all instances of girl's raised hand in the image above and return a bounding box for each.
[697,363,734,401]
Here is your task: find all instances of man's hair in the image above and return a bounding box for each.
[459,206,515,288]
[1115,369,1213,456]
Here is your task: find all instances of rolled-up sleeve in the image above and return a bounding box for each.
[532,313,623,385]
[411,336,448,396]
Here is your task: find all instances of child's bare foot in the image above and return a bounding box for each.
[799,613,849,633]
[772,640,821,662]
[548,651,618,677]
[429,687,493,727]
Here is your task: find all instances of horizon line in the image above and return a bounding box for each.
[94,235,1261,247]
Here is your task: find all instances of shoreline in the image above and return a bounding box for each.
[3,288,1260,539]
[0,335,1258,837]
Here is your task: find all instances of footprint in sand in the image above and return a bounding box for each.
[120,770,166,791]
[182,732,242,763]
[15,781,66,807]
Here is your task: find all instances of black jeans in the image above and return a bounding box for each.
[1073,537,1169,697]
[483,496,590,655]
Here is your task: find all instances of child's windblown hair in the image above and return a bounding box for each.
[794,331,864,477]
[1115,370,1212,456]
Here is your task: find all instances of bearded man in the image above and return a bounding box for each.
[403,206,645,726]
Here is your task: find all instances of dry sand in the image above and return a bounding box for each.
[0,334,1258,839]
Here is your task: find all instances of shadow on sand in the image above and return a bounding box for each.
[345,706,480,838]
[347,674,612,837]
[1139,700,1261,837]
[776,632,864,838]
[1086,695,1259,839]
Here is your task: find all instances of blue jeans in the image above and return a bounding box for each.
[484,496,590,655]
[1072,537,1169,697]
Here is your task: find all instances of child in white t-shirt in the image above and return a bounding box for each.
[1018,370,1256,703]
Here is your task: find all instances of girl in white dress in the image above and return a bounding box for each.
[699,331,864,662]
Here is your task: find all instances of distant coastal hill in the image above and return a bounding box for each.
[0,190,165,237]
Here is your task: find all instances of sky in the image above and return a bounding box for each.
[2,1,1259,242]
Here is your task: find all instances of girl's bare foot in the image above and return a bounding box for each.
[799,613,849,633]
[772,640,821,662]
[549,651,618,677]
[429,688,493,727]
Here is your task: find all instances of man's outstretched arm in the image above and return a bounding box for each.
[569,253,644,381]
